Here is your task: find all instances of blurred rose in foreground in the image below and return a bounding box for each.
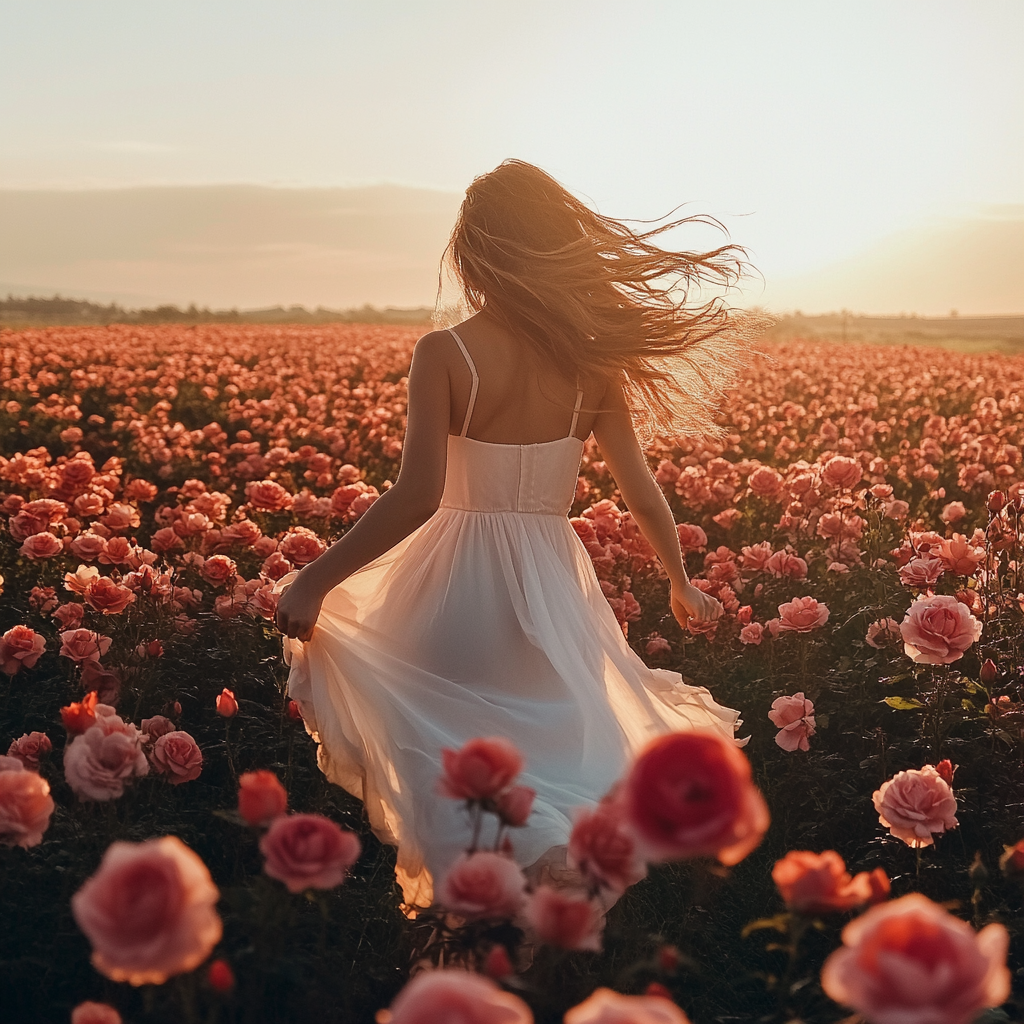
[72,835,222,985]
[565,986,691,1024]
[821,893,1009,1024]
[376,969,534,1024]
[0,760,55,848]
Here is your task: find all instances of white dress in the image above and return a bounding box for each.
[280,327,741,908]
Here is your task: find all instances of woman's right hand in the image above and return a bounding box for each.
[671,581,724,631]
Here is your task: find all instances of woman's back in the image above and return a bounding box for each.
[443,312,607,445]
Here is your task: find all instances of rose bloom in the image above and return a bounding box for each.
[279,527,327,566]
[884,499,910,520]
[494,784,535,827]
[772,850,886,914]
[619,730,769,865]
[85,576,136,615]
[765,550,808,579]
[523,886,603,951]
[821,455,862,491]
[777,596,829,633]
[149,731,203,784]
[72,1002,123,1024]
[900,594,982,665]
[898,555,945,588]
[865,617,902,649]
[437,851,528,921]
[0,625,46,675]
[377,969,534,1024]
[820,893,1010,1024]
[65,564,101,595]
[71,835,222,986]
[100,536,132,566]
[59,628,113,664]
[940,500,968,524]
[438,737,524,802]
[259,813,361,893]
[20,531,63,559]
[0,762,55,848]
[71,531,109,561]
[739,622,764,645]
[141,715,176,740]
[200,554,238,586]
[81,660,122,705]
[675,523,707,552]
[768,693,816,752]
[64,710,150,801]
[937,533,985,577]
[53,601,86,630]
[238,769,288,825]
[747,466,785,500]
[568,801,647,893]
[6,730,53,770]
[565,987,692,1024]
[873,765,959,848]
[246,479,293,512]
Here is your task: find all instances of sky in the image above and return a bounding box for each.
[2,0,1022,311]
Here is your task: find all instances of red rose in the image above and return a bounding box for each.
[238,769,288,825]
[438,737,524,801]
[259,813,360,893]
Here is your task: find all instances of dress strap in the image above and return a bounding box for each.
[568,378,583,439]
[447,328,479,437]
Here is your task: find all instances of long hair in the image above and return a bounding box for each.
[435,158,771,443]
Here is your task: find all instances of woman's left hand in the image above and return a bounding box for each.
[274,574,326,642]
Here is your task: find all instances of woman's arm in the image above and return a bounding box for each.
[275,331,453,640]
[591,379,723,627]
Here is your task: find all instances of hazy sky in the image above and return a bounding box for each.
[2,0,1022,288]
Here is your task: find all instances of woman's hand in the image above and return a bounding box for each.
[274,573,327,643]
[671,581,724,631]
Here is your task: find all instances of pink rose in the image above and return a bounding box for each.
[84,576,136,615]
[0,763,55,847]
[645,635,672,657]
[71,835,222,986]
[900,594,982,665]
[238,769,288,825]
[872,765,958,848]
[777,596,829,633]
[279,527,327,566]
[438,737,524,801]
[71,531,109,561]
[523,885,603,951]
[20,531,63,559]
[884,499,910,520]
[200,554,238,586]
[436,852,528,920]
[259,813,361,893]
[53,602,86,629]
[675,523,707,552]
[864,617,902,648]
[494,784,535,827]
[565,987,692,1024]
[772,850,882,914]
[246,479,293,512]
[897,554,944,588]
[72,1002,123,1024]
[767,693,816,752]
[619,730,769,866]
[747,466,785,500]
[149,731,203,784]
[65,564,101,594]
[568,802,647,893]
[6,731,53,770]
[64,712,149,801]
[937,533,985,576]
[765,550,808,579]
[941,500,967,524]
[821,894,1009,1024]
[141,715,176,740]
[377,969,534,1024]
[59,628,113,664]
[821,455,862,491]
[0,625,46,675]
[739,622,764,645]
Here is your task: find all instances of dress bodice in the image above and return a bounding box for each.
[439,434,585,516]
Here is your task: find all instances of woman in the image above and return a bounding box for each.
[274,159,752,909]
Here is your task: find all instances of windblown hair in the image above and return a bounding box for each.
[436,158,770,443]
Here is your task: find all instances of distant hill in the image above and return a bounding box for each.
[0,184,462,309]
[761,206,1024,316]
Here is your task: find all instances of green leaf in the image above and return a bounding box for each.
[882,696,926,710]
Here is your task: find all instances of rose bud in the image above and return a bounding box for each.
[980,658,998,684]
[238,770,288,826]
[999,838,1024,877]
[934,759,957,786]
[495,785,535,827]
[987,490,1005,513]
[657,944,681,973]
[215,688,238,717]
[207,958,235,993]
[287,699,302,720]
[644,982,674,1000]
[483,945,514,980]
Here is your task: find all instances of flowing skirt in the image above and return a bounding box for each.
[280,508,741,907]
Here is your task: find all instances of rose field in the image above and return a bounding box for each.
[2,322,1024,1024]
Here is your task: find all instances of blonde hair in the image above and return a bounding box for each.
[435,158,770,443]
